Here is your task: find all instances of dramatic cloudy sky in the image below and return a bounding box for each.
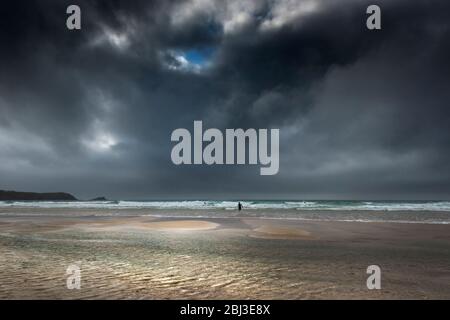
[0,0,449,200]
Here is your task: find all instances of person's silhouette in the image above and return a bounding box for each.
[238,202,243,211]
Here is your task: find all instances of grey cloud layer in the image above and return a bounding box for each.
[0,0,449,199]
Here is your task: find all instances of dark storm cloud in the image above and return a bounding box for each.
[0,0,449,199]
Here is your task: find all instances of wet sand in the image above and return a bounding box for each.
[0,211,449,299]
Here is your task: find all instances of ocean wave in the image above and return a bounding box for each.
[0,200,450,211]
[1,200,450,224]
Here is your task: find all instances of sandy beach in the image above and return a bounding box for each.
[0,209,449,299]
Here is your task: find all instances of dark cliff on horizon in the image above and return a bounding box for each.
[0,190,77,201]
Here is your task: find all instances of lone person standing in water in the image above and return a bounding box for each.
[238,202,243,211]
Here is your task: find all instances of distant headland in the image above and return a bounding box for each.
[0,190,77,201]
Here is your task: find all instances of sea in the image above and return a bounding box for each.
[1,200,450,224]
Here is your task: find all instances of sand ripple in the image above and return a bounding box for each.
[1,216,449,299]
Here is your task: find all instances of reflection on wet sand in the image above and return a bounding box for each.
[0,214,450,299]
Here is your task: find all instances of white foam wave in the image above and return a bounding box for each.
[1,200,450,211]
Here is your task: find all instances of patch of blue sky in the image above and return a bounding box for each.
[184,47,216,67]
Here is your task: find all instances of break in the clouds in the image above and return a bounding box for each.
[0,0,449,200]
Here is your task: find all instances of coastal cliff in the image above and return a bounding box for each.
[0,190,77,201]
